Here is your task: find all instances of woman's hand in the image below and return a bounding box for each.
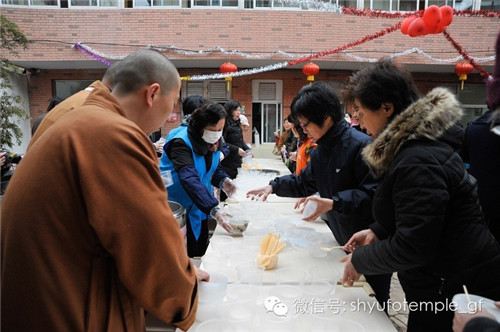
[301,195,333,222]
[294,197,307,210]
[238,148,246,157]
[246,185,272,201]
[194,266,210,282]
[344,229,379,253]
[339,254,362,286]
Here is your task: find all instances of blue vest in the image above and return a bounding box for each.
[160,127,220,240]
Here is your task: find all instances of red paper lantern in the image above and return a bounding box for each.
[454,62,474,90]
[302,62,320,82]
[220,61,238,91]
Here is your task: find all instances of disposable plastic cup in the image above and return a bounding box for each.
[196,300,222,322]
[198,271,227,303]
[210,235,235,251]
[307,265,341,285]
[195,319,236,332]
[226,283,260,304]
[217,302,256,323]
[201,253,228,271]
[274,267,306,286]
[268,284,303,305]
[301,279,334,301]
[258,303,297,332]
[307,317,366,332]
[228,217,250,235]
[235,261,265,285]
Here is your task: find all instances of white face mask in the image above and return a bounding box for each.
[202,130,223,144]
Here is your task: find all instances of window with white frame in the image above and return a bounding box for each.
[181,80,231,104]
[1,0,57,6]
[253,0,300,9]
[133,0,181,7]
[69,0,118,6]
[191,0,237,8]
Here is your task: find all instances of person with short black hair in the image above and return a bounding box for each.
[247,81,391,308]
[31,96,65,135]
[220,99,250,201]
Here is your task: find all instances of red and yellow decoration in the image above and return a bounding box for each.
[302,62,320,82]
[455,62,474,90]
[220,61,238,91]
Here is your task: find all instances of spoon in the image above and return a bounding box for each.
[320,246,345,252]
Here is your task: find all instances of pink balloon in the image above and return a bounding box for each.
[408,18,427,37]
[401,16,417,35]
[423,5,442,28]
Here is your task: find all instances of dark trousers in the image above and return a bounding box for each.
[399,253,500,332]
[186,218,209,258]
[365,273,392,313]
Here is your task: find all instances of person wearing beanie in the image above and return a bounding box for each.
[461,29,500,244]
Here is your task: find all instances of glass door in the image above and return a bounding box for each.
[260,103,281,144]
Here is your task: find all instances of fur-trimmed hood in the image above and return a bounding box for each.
[362,88,463,178]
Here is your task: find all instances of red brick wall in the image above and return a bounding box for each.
[2,7,495,142]
[1,8,497,67]
[25,66,485,143]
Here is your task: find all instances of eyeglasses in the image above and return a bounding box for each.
[300,120,311,129]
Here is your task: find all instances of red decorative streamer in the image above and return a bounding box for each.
[287,22,402,66]
[342,7,421,18]
[342,7,500,18]
[442,29,490,77]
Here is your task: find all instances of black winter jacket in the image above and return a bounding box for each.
[461,110,500,239]
[352,88,500,295]
[270,119,377,245]
[221,117,249,177]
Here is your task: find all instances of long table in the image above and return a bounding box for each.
[187,158,397,332]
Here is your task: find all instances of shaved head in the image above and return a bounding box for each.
[112,50,179,96]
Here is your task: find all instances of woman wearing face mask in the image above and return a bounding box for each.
[160,101,236,257]
[220,100,251,201]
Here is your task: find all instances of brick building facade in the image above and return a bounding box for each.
[0,7,498,144]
